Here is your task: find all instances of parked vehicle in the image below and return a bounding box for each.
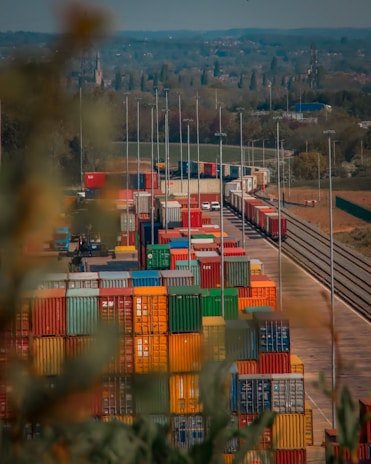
[210,201,221,211]
[201,201,211,210]
[52,227,71,252]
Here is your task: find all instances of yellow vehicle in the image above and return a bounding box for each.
[154,159,166,172]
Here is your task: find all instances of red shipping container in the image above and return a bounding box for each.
[105,336,134,374]
[236,360,258,375]
[204,162,217,177]
[31,289,66,336]
[325,441,368,461]
[6,297,31,337]
[170,248,196,270]
[274,449,307,464]
[92,375,133,416]
[240,414,272,449]
[99,288,134,334]
[65,336,94,360]
[118,189,135,200]
[222,247,246,257]
[120,231,136,246]
[85,172,107,189]
[202,215,211,225]
[158,230,182,244]
[246,199,264,222]
[258,352,291,374]
[0,382,12,420]
[359,398,371,443]
[140,244,147,270]
[193,243,219,252]
[175,198,198,209]
[237,287,250,298]
[0,336,29,366]
[267,215,287,240]
[199,256,221,289]
[182,208,202,228]
[258,208,275,229]
[215,237,238,248]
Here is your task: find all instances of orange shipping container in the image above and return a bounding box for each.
[133,287,168,335]
[170,249,196,270]
[236,360,258,375]
[202,316,226,362]
[33,337,65,376]
[169,373,202,414]
[134,334,168,373]
[238,297,271,311]
[290,354,304,374]
[65,336,94,360]
[248,277,277,310]
[272,413,305,449]
[168,333,202,372]
[105,336,134,374]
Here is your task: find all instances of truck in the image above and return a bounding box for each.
[52,226,71,252]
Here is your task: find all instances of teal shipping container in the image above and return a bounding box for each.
[224,256,250,287]
[226,320,258,360]
[146,244,171,270]
[175,260,200,286]
[66,288,99,335]
[167,286,202,333]
[203,288,239,320]
[134,373,170,414]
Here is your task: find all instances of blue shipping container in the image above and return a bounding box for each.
[140,221,161,246]
[254,313,290,353]
[130,270,162,287]
[171,415,205,449]
[238,374,271,414]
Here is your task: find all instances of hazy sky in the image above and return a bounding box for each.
[1,0,371,33]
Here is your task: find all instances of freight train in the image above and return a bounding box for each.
[225,189,287,242]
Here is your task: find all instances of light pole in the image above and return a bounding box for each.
[273,116,283,312]
[237,107,246,250]
[215,104,226,318]
[324,129,336,429]
[79,86,83,192]
[196,92,201,208]
[125,94,130,246]
[164,89,169,232]
[184,118,193,270]
[318,152,321,203]
[150,105,155,245]
[268,81,272,112]
[155,87,160,186]
[178,93,184,192]
[251,139,259,167]
[262,139,267,168]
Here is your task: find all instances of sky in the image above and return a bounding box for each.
[1,0,371,33]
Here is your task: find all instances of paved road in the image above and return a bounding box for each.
[211,209,371,463]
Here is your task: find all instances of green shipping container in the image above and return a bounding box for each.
[243,306,274,315]
[225,256,250,287]
[66,288,99,335]
[168,286,202,333]
[134,373,170,414]
[201,288,212,316]
[192,234,215,239]
[146,244,171,270]
[207,288,239,321]
[175,259,200,286]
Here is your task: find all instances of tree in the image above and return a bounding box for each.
[140,72,146,92]
[114,68,122,91]
[128,72,135,91]
[249,71,257,91]
[214,60,221,77]
[237,73,244,89]
[201,69,208,86]
[270,56,278,74]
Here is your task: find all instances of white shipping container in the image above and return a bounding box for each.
[120,212,136,232]
[271,374,305,413]
[224,181,241,199]
[161,178,220,195]
[134,192,152,214]
[67,272,99,289]
[160,201,182,228]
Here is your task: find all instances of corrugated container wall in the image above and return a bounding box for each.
[95,375,134,416]
[175,260,200,286]
[33,337,65,376]
[130,271,162,287]
[160,201,182,229]
[120,211,136,232]
[199,256,221,289]
[133,286,168,335]
[271,374,305,413]
[66,288,99,336]
[238,375,272,414]
[208,288,239,320]
[254,313,290,353]
[224,256,250,287]
[160,270,194,288]
[202,316,226,362]
[258,352,291,374]
[67,272,99,289]
[169,333,202,372]
[146,244,171,270]
[104,336,134,374]
[31,289,66,336]
[167,286,202,333]
[169,374,201,414]
[226,320,258,361]
[98,271,130,289]
[134,374,170,414]
[99,288,133,334]
[274,449,307,464]
[170,415,205,449]
[134,334,168,373]
[272,413,305,449]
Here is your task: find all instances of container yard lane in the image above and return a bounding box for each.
[212,207,371,464]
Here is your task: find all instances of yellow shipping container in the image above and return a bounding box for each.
[33,336,65,376]
[133,286,168,334]
[134,334,168,373]
[169,373,202,414]
[241,450,271,464]
[202,316,226,362]
[249,259,264,276]
[224,454,233,464]
[101,415,134,425]
[238,297,270,311]
[290,354,304,374]
[305,400,313,446]
[272,413,305,449]
[168,333,202,372]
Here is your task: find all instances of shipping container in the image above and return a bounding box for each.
[134,191,152,215]
[66,288,99,336]
[238,375,272,414]
[226,320,258,361]
[222,247,246,257]
[120,231,136,247]
[290,354,304,374]
[130,270,162,287]
[101,415,134,424]
[271,374,304,413]
[31,289,66,336]
[133,286,168,335]
[168,333,202,372]
[193,242,219,253]
[36,273,68,289]
[94,375,134,416]
[175,260,200,286]
[146,244,171,270]
[202,316,226,362]
[207,288,239,320]
[67,272,99,290]
[249,259,264,276]
[203,162,217,178]
[241,450,271,464]
[161,178,220,195]
[239,414,272,450]
[0,382,13,419]
[259,353,291,374]
[272,413,305,449]
[104,336,134,374]
[224,414,239,453]
[167,286,202,333]
[160,270,194,288]
[359,398,371,443]
[170,249,196,270]
[249,276,277,310]
[199,256,222,289]
[99,287,133,334]
[139,221,162,247]
[224,256,250,287]
[120,211,136,232]
[171,415,205,449]
[98,271,130,289]
[158,229,182,244]
[84,172,106,189]
[169,240,190,249]
[65,335,94,360]
[134,334,168,373]
[265,214,287,241]
[169,373,201,414]
[253,313,290,353]
[304,400,313,446]
[160,201,182,229]
[32,337,65,376]
[182,208,203,228]
[134,373,170,414]
[236,360,258,375]
[274,449,307,464]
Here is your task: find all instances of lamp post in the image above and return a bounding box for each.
[196,92,201,208]
[215,104,226,318]
[163,89,169,232]
[178,93,184,192]
[236,107,246,250]
[273,116,283,312]
[262,139,267,168]
[125,94,130,246]
[79,86,83,192]
[318,152,321,203]
[268,81,272,112]
[155,88,160,186]
[251,139,259,167]
[323,129,336,429]
[184,118,193,270]
[150,105,155,245]
[136,98,141,215]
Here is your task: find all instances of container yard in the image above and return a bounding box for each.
[2,169,370,464]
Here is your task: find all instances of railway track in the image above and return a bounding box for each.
[224,203,371,321]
